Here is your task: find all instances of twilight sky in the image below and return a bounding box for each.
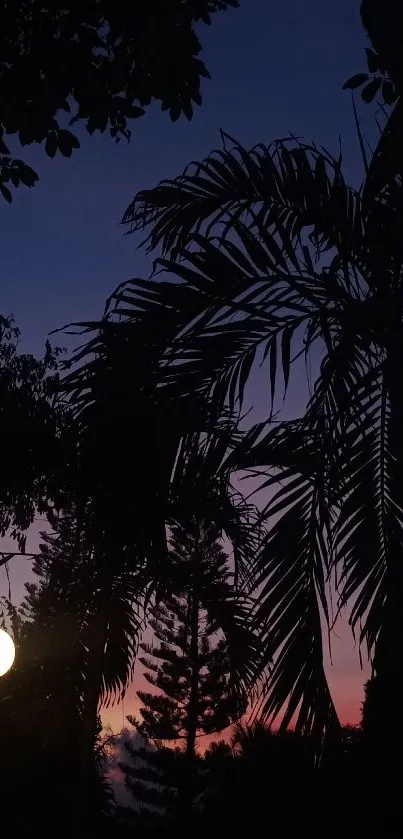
[0,0,370,727]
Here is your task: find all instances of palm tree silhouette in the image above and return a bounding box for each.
[119,125,403,763]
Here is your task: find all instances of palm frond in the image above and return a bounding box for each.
[60,124,403,757]
[169,421,262,588]
[252,466,339,747]
[152,234,345,417]
[227,422,336,744]
[224,334,384,744]
[121,141,374,422]
[123,136,365,274]
[334,365,403,662]
[57,279,214,575]
[98,571,149,707]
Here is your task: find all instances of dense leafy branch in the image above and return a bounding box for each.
[0,0,239,200]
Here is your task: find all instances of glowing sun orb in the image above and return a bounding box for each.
[0,629,15,676]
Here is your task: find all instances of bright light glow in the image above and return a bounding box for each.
[0,629,15,676]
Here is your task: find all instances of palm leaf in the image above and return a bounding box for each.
[252,468,339,747]
[334,366,403,662]
[122,136,364,272]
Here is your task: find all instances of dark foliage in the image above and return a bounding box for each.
[0,0,239,199]
[0,316,67,550]
[0,513,117,832]
[200,723,316,829]
[360,1,403,95]
[343,2,403,104]
[119,116,403,764]
[57,293,261,647]
[344,2,403,246]
[119,522,248,818]
[134,595,244,743]
[114,722,381,838]
[195,722,390,838]
[120,737,195,827]
[2,3,403,833]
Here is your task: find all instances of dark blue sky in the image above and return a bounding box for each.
[0,0,366,355]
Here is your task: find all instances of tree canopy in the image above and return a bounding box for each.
[3,1,403,833]
[0,0,239,201]
[117,35,403,750]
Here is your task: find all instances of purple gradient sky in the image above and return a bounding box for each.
[0,0,370,726]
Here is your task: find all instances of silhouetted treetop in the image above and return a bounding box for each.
[343,2,403,247]
[0,0,239,200]
[343,2,403,105]
[360,0,403,95]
